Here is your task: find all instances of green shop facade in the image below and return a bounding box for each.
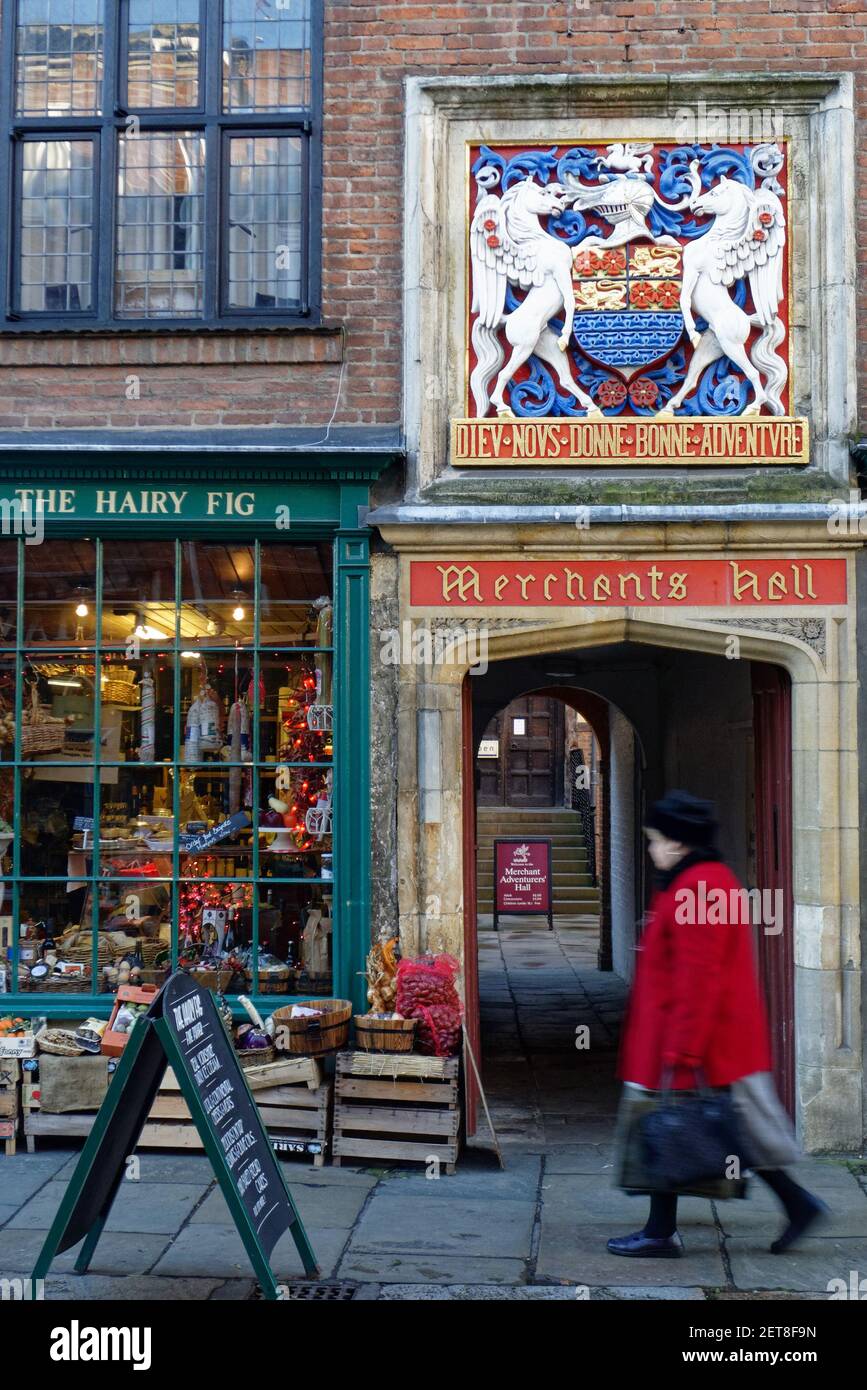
[0,442,389,1019]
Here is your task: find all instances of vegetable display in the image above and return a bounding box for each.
[395,953,463,1057]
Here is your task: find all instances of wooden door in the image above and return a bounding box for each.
[476,708,504,805]
[751,663,795,1116]
[477,696,565,807]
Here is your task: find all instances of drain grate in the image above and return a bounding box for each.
[259,1282,359,1301]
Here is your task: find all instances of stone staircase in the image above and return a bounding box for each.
[475,806,601,916]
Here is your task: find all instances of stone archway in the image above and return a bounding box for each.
[395,610,861,1152]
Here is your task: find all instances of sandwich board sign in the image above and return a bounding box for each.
[493,837,554,931]
[32,973,318,1299]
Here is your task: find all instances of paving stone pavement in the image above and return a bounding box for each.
[1,917,865,1301]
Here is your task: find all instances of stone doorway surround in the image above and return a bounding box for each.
[373,516,863,1154]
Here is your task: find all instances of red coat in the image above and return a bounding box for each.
[617,858,772,1090]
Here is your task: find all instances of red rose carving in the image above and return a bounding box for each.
[598,378,628,408]
[629,377,660,409]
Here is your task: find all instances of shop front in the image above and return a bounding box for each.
[0,451,378,1020]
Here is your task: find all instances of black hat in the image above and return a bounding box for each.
[645,790,718,848]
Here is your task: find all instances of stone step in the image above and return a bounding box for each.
[476,890,601,908]
[475,845,589,856]
[477,833,590,849]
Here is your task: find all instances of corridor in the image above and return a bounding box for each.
[474,919,628,1152]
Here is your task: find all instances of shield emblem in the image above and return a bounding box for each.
[572,243,684,393]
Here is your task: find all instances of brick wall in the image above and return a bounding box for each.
[0,0,864,432]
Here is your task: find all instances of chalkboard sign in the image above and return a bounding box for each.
[160,974,292,1257]
[32,973,317,1298]
[183,810,251,855]
[493,838,553,932]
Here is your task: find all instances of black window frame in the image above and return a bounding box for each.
[0,0,322,332]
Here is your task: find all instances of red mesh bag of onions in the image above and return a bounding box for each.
[395,953,463,1057]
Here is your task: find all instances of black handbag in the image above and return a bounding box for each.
[639,1071,748,1188]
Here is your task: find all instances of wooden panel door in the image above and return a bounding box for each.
[505,696,564,806]
[476,709,504,805]
[751,663,795,1117]
[476,697,565,806]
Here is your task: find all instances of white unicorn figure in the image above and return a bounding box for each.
[657,163,787,418]
[470,176,602,419]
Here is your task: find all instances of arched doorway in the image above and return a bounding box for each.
[461,639,795,1141]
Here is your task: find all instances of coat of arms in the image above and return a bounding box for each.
[467,140,790,424]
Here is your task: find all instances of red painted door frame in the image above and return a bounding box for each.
[751,663,796,1117]
[461,673,481,1136]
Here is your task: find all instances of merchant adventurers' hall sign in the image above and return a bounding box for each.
[453,140,808,468]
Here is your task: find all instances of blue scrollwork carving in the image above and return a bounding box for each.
[548,208,588,244]
[680,358,749,416]
[501,147,560,189]
[471,145,506,182]
[556,146,604,184]
[509,360,574,417]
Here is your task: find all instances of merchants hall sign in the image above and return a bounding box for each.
[457,139,807,468]
[410,560,847,609]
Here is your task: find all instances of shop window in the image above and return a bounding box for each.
[2,0,320,326]
[3,538,336,1004]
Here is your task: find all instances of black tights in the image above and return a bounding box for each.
[644,1169,814,1237]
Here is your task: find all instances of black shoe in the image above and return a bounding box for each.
[607,1230,684,1258]
[770,1194,830,1254]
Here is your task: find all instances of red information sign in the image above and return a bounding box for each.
[494,839,553,931]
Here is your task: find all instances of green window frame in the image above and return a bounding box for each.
[0,533,348,1014]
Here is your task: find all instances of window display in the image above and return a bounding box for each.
[0,538,336,1002]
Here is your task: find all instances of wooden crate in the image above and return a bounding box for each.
[332,1049,460,1173]
[23,1056,331,1164]
[0,1059,20,1155]
[0,1119,16,1156]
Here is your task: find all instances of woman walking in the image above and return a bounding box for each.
[609,790,827,1258]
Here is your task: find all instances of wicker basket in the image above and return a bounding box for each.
[236,1043,276,1068]
[102,669,139,706]
[21,972,90,993]
[59,931,115,968]
[354,1014,417,1054]
[35,1027,85,1056]
[141,940,171,968]
[273,998,352,1056]
[21,685,65,755]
